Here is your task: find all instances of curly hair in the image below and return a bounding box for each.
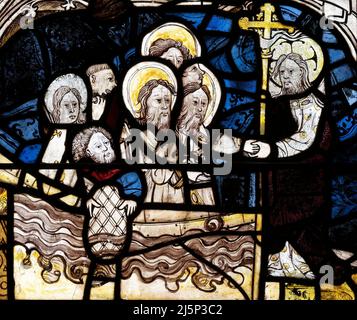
[149,38,192,61]
[137,79,176,125]
[72,127,113,162]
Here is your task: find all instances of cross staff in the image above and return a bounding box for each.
[239,3,294,135]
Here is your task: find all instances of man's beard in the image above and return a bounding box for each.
[177,110,202,135]
[147,112,170,130]
[92,150,116,164]
[281,81,305,95]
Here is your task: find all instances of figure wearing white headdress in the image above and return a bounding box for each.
[41,73,87,203]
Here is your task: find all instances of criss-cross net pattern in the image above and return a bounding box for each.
[88,186,127,257]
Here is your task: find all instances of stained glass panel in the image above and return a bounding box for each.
[0,0,356,311]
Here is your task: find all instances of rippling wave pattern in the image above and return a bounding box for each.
[14,194,89,284]
[123,228,255,292]
[14,194,255,292]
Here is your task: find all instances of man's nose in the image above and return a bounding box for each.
[174,58,181,68]
[69,106,75,113]
[197,103,204,113]
[162,101,169,109]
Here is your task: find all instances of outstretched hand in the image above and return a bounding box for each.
[243,140,271,158]
[243,140,260,155]
[212,134,241,154]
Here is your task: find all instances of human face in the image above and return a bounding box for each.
[178,88,209,133]
[59,91,80,123]
[160,47,184,69]
[91,69,117,96]
[279,58,304,95]
[146,84,172,130]
[86,132,116,164]
[183,64,205,86]
[183,88,209,123]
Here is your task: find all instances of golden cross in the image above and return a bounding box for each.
[239,3,295,135]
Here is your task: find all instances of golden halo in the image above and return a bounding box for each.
[269,32,324,84]
[141,22,201,59]
[122,61,178,118]
[198,64,221,127]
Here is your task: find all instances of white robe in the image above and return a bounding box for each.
[276,93,323,158]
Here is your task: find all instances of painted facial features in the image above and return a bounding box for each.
[91,69,117,96]
[279,58,304,95]
[183,64,205,86]
[146,84,172,130]
[160,47,184,69]
[59,91,80,123]
[86,132,116,163]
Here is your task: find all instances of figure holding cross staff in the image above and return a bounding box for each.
[239,2,294,136]
[214,2,351,287]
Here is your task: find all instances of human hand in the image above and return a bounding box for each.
[196,132,208,144]
[86,198,101,215]
[212,134,241,154]
[243,140,260,155]
[244,140,271,158]
[118,199,137,216]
